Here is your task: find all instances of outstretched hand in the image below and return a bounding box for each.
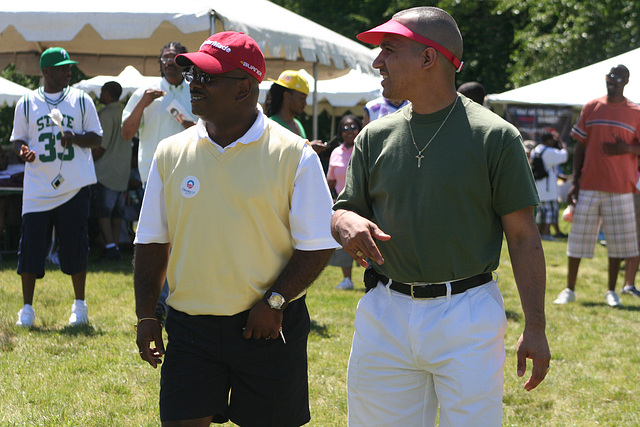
[333,210,391,267]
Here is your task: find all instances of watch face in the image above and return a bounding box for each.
[268,293,285,309]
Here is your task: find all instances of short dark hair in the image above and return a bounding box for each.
[159,41,188,76]
[338,114,363,134]
[102,81,122,100]
[159,41,188,59]
[458,81,486,105]
[541,132,555,144]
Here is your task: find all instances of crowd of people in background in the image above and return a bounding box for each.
[9,5,640,424]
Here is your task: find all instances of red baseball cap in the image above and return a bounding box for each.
[175,31,266,82]
[357,19,464,73]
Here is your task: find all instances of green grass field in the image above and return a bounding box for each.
[1,233,639,426]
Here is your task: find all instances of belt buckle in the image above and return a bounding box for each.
[409,282,429,299]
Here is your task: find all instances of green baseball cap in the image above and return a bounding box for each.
[40,47,78,70]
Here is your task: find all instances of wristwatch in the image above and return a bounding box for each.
[264,290,288,311]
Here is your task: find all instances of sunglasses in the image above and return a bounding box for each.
[160,57,176,65]
[183,67,247,84]
[606,73,624,83]
[342,124,359,132]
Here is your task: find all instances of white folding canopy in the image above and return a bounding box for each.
[0,0,376,79]
[75,67,382,114]
[258,69,382,114]
[0,0,378,138]
[73,66,161,100]
[0,77,31,107]
[487,46,640,113]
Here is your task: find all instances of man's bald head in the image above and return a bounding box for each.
[393,7,463,70]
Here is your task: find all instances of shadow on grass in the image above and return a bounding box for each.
[505,310,521,321]
[60,324,103,336]
[310,319,331,338]
[580,301,640,312]
[0,325,16,352]
[13,324,104,337]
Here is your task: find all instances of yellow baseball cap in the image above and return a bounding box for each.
[270,70,309,96]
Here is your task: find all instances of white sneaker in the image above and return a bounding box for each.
[69,300,89,326]
[335,277,354,290]
[621,286,640,297]
[605,291,622,307]
[553,288,576,304]
[16,304,35,327]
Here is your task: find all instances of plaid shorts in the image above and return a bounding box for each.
[536,200,559,225]
[567,190,638,258]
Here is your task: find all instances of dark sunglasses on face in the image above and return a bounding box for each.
[606,73,623,83]
[342,124,359,132]
[183,67,247,84]
[160,57,176,65]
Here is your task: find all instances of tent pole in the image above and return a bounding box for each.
[330,109,336,140]
[313,62,318,140]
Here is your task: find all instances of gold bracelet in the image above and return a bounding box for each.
[134,317,160,330]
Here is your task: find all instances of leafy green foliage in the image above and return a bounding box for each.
[499,0,640,86]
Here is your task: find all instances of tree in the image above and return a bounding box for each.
[271,0,520,94]
[500,0,640,86]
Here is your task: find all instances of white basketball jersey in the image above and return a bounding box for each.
[11,86,102,214]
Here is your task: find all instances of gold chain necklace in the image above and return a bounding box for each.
[404,96,458,168]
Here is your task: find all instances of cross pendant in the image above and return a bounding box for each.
[416,153,424,168]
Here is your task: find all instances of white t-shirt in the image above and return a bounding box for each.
[10,86,102,214]
[530,144,568,202]
[122,77,192,184]
[364,97,410,122]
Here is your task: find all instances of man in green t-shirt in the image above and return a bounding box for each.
[331,7,550,426]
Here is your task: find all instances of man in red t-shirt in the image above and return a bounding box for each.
[555,65,640,307]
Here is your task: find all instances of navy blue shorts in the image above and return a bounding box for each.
[91,182,125,219]
[160,296,311,426]
[17,187,90,278]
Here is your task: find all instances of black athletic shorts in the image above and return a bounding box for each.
[17,186,90,278]
[160,296,311,426]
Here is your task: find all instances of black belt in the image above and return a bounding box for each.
[381,272,493,299]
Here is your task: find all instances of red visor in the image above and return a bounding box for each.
[357,19,464,73]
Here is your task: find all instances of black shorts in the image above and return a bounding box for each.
[160,296,311,426]
[17,187,90,278]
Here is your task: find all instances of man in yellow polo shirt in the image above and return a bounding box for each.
[133,32,337,426]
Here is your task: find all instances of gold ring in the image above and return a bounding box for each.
[356,250,364,257]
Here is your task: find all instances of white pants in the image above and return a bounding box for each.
[347,279,507,427]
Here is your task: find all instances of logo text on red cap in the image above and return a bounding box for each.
[241,61,263,77]
[202,40,232,53]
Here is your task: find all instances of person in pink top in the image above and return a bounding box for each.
[555,65,640,307]
[327,114,362,290]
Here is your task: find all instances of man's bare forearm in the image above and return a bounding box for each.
[268,249,334,301]
[133,243,170,319]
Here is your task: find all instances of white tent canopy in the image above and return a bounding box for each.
[73,66,161,100]
[487,47,640,111]
[258,69,381,114]
[74,66,381,116]
[0,76,31,107]
[0,0,376,79]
